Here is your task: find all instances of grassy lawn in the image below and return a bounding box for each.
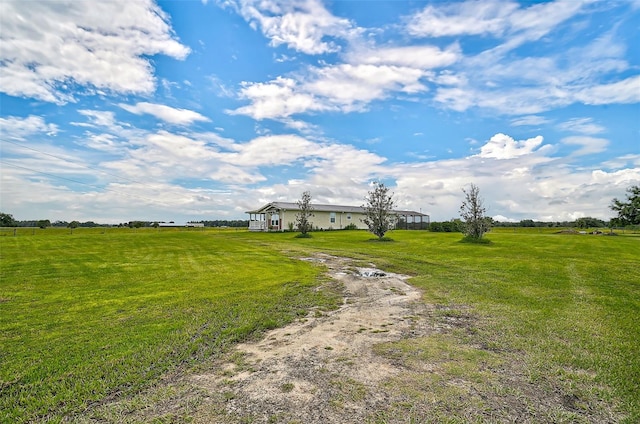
[0,228,338,422]
[1,228,638,422]
[243,229,640,422]
[298,231,640,422]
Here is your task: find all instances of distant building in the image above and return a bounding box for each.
[246,201,429,232]
[158,222,204,227]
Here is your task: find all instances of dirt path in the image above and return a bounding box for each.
[82,253,621,423]
[190,253,434,423]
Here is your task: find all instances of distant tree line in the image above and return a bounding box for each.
[493,217,607,228]
[0,214,249,229]
[428,219,465,232]
[428,216,611,232]
[0,213,624,231]
[123,220,249,228]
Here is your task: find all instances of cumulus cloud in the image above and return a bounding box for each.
[227,0,635,122]
[0,115,58,139]
[119,102,210,125]
[478,133,545,159]
[224,134,318,167]
[4,121,638,223]
[229,0,357,54]
[231,63,430,120]
[0,0,190,103]
[306,64,428,105]
[230,77,328,120]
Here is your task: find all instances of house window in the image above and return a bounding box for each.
[347,213,351,220]
[271,215,279,226]
[330,212,336,223]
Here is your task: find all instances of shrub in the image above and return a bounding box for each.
[460,235,492,244]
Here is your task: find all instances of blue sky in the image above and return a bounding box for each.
[1,0,638,224]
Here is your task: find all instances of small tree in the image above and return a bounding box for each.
[0,212,16,227]
[459,183,490,240]
[363,181,396,240]
[610,185,640,226]
[295,191,314,236]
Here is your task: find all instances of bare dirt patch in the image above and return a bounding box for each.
[186,253,621,424]
[81,253,622,423]
[190,253,435,423]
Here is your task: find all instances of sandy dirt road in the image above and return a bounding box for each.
[190,253,434,423]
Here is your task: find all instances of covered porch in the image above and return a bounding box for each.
[246,203,285,232]
[394,210,430,230]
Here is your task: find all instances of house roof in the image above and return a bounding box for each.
[247,201,428,216]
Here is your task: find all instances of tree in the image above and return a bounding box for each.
[37,219,51,229]
[459,183,490,240]
[363,181,396,240]
[295,191,314,236]
[0,212,16,227]
[610,185,640,225]
[575,217,605,229]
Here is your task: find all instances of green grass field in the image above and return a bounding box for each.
[1,228,639,422]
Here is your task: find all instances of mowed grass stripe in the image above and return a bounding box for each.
[1,228,639,422]
[243,229,640,421]
[0,229,333,422]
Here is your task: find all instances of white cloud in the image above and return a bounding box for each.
[208,75,236,98]
[83,133,119,151]
[0,0,190,103]
[478,133,545,159]
[407,1,518,37]
[225,134,317,167]
[4,122,638,223]
[348,44,460,69]
[574,75,640,105]
[407,2,637,115]
[433,86,475,112]
[511,115,552,127]
[76,110,118,128]
[601,154,640,170]
[306,64,428,106]
[407,0,586,50]
[227,0,634,123]
[557,118,605,134]
[230,76,328,120]
[501,0,588,49]
[119,102,210,125]
[387,145,639,222]
[561,136,609,156]
[231,0,357,54]
[231,63,430,120]
[493,214,518,222]
[0,115,58,139]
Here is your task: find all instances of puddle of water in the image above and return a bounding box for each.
[357,268,387,278]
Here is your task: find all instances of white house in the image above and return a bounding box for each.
[246,202,429,232]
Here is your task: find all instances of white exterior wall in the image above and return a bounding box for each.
[282,210,368,230]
